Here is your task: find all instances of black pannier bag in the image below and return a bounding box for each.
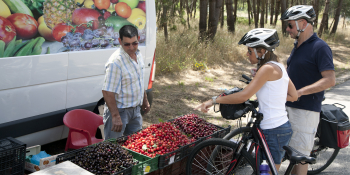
[319,104,350,149]
[214,87,246,120]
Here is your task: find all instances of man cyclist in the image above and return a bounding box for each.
[281,5,336,175]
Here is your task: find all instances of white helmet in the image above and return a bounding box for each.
[281,5,316,24]
[238,28,280,52]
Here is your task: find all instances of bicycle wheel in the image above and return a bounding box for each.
[186,138,256,175]
[307,134,340,174]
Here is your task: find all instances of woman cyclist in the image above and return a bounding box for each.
[195,28,298,171]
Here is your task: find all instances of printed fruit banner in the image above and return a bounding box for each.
[0,0,147,58]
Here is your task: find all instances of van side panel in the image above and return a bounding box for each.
[67,49,115,79]
[66,76,105,109]
[0,53,68,90]
[144,0,157,89]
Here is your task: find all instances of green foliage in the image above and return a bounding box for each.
[236,17,254,25]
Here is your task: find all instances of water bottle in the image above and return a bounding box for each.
[260,160,270,175]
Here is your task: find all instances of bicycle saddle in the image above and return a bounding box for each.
[283,146,316,164]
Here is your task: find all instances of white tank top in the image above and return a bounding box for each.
[256,61,289,130]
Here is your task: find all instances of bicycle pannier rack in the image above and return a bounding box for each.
[319,103,350,149]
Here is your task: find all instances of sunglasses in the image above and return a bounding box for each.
[247,49,252,55]
[287,23,293,29]
[123,42,139,47]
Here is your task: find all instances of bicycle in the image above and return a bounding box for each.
[220,77,340,174]
[186,75,337,175]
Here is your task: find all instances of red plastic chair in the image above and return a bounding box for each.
[63,109,104,151]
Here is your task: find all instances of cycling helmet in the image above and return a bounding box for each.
[238,28,280,60]
[214,87,247,120]
[280,5,316,24]
[281,5,315,40]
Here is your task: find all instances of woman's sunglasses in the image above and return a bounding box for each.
[123,42,139,46]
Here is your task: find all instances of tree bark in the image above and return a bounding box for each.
[248,0,252,25]
[207,0,222,41]
[281,0,287,36]
[257,0,260,18]
[192,0,197,18]
[226,0,236,32]
[313,0,319,28]
[260,0,265,27]
[234,0,238,24]
[270,0,275,24]
[185,0,191,29]
[221,0,225,28]
[161,0,168,42]
[265,0,268,24]
[179,0,183,16]
[199,0,208,41]
[252,0,258,28]
[330,0,344,35]
[325,14,329,31]
[318,0,330,37]
[274,0,280,25]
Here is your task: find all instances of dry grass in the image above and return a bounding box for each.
[156,17,350,75]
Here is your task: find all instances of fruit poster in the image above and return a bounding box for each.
[0,0,147,58]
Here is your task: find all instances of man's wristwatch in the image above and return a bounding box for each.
[212,96,218,104]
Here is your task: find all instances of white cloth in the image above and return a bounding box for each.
[256,61,289,130]
[102,47,144,108]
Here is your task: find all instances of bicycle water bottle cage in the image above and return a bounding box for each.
[214,87,247,120]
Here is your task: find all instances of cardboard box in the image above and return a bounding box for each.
[25,145,63,172]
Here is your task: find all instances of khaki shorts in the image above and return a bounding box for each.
[286,106,320,155]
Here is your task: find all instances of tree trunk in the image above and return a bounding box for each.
[185,0,191,29]
[162,0,168,42]
[318,0,330,37]
[179,0,183,16]
[270,0,275,24]
[199,0,208,41]
[281,0,287,36]
[190,0,198,18]
[207,0,222,41]
[325,14,329,31]
[248,0,252,25]
[274,0,280,25]
[313,0,319,28]
[252,0,258,28]
[260,0,265,27]
[330,0,344,35]
[303,0,306,4]
[226,0,236,32]
[257,0,260,18]
[265,0,268,24]
[221,0,225,28]
[343,14,346,29]
[234,0,238,24]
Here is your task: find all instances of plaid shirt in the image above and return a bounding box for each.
[102,47,144,108]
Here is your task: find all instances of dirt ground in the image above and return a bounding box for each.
[142,39,350,130]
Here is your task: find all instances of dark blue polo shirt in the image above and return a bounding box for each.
[286,33,334,112]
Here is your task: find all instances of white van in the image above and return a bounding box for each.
[0,0,156,147]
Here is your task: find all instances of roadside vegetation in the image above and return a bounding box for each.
[155,16,350,76]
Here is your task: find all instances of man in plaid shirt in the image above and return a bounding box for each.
[102,25,150,139]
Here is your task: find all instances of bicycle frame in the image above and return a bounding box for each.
[225,103,279,175]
